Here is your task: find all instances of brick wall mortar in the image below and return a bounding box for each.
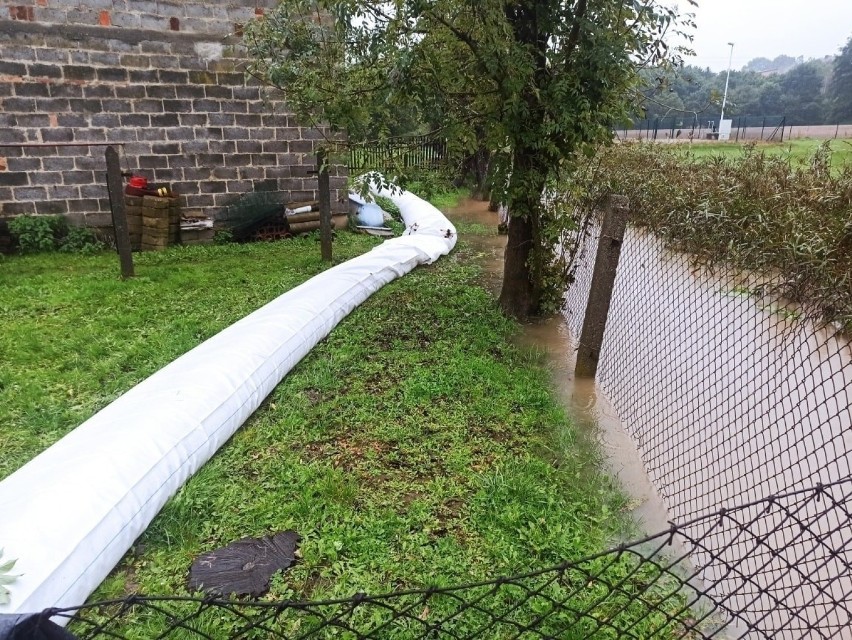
[0,1,348,231]
[4,0,279,36]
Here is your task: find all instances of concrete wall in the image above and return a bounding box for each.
[0,0,347,239]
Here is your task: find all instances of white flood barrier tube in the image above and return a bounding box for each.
[0,186,456,616]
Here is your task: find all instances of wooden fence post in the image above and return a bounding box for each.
[317,149,333,263]
[105,146,134,279]
[575,195,629,378]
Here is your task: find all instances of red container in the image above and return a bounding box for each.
[128,176,148,189]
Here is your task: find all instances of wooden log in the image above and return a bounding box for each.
[287,211,322,224]
[317,149,332,262]
[288,218,342,235]
[287,220,323,234]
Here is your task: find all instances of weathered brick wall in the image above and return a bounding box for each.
[0,0,348,236]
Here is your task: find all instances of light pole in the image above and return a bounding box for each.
[720,42,735,123]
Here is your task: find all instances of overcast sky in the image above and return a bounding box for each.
[670,0,852,71]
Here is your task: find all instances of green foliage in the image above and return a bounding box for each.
[58,226,104,255]
[9,215,65,253]
[8,215,104,255]
[373,195,402,222]
[245,0,694,317]
[829,36,852,123]
[404,169,457,203]
[636,56,835,125]
[596,141,852,329]
[213,229,234,245]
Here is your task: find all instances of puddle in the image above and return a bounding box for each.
[446,199,672,537]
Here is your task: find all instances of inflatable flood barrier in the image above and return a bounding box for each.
[0,187,456,616]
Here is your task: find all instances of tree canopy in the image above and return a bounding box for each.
[245,0,695,318]
[829,36,852,123]
[635,54,842,127]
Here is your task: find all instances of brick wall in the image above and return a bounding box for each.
[0,0,348,237]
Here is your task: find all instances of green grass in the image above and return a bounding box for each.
[86,223,628,594]
[427,186,472,210]
[4,208,689,636]
[676,138,852,169]
[0,234,383,480]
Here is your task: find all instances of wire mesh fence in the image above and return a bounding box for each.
[13,479,846,639]
[348,137,448,173]
[563,203,852,635]
[617,116,788,142]
[565,214,852,521]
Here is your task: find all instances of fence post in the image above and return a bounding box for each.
[316,149,333,263]
[105,146,134,279]
[575,195,629,378]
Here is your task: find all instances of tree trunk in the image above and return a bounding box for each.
[498,213,538,318]
[498,149,548,319]
[469,147,491,200]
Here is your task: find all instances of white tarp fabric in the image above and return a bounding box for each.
[0,186,456,616]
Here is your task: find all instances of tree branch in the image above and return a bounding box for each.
[563,0,588,72]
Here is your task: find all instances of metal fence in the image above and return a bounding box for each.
[563,205,852,635]
[6,479,844,638]
[348,136,448,173]
[618,116,788,142]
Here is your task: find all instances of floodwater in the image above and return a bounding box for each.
[562,217,852,638]
[445,199,852,638]
[445,199,673,537]
[564,223,852,521]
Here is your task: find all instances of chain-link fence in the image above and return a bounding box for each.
[617,116,789,142]
[563,206,852,635]
[3,479,840,638]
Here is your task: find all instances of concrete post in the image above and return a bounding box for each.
[575,195,629,378]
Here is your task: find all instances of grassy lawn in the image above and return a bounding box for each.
[675,138,852,168]
[0,234,383,480]
[2,209,668,635]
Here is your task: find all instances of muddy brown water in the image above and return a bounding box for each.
[446,199,852,638]
[445,199,852,636]
[446,199,673,536]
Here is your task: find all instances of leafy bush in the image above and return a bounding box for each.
[373,195,402,222]
[213,229,235,245]
[593,141,852,329]
[8,215,64,253]
[59,226,104,255]
[9,215,104,254]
